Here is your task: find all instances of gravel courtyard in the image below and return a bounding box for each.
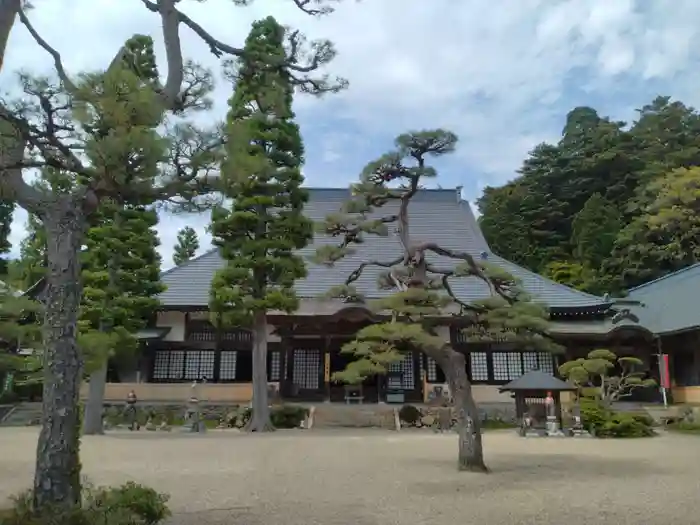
[0,428,698,525]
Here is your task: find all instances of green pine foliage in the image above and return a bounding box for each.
[172,226,199,266]
[209,17,313,430]
[80,202,164,371]
[478,96,700,292]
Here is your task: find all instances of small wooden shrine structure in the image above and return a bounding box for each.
[499,370,576,430]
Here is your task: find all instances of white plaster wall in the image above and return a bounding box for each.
[435,325,450,343]
[156,311,186,341]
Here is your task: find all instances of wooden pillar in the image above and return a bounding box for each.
[281,335,293,397]
[323,336,331,402]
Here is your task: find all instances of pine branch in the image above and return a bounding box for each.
[346,256,404,286]
[140,0,346,97]
[17,7,78,94]
[417,242,513,302]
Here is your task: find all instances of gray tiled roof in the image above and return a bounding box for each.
[159,188,608,309]
[627,263,700,335]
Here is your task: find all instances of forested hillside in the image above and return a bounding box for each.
[477,96,700,295]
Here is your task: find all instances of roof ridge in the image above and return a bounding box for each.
[627,262,700,293]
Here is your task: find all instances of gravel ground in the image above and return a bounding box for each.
[0,427,698,525]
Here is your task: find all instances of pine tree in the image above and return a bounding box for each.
[2,0,346,510]
[173,226,199,266]
[209,16,312,432]
[80,202,164,434]
[315,130,558,471]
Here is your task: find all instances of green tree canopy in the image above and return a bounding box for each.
[478,96,700,293]
[607,166,700,287]
[209,16,313,432]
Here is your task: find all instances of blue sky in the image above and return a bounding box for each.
[3,0,700,269]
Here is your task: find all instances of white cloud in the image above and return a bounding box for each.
[4,0,700,265]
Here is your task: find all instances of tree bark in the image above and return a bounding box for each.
[0,0,20,74]
[438,348,488,472]
[245,310,274,432]
[32,195,86,509]
[82,361,106,435]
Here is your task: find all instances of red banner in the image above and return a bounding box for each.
[660,354,670,388]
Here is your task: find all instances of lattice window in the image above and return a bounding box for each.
[523,352,539,372]
[199,351,215,380]
[152,351,170,379]
[538,352,554,374]
[184,351,200,379]
[469,352,489,381]
[182,351,215,380]
[269,351,281,381]
[169,351,185,378]
[492,352,509,381]
[388,354,414,389]
[292,349,320,389]
[426,356,438,382]
[219,351,237,380]
[506,352,522,380]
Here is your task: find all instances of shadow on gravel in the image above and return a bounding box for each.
[167,503,381,525]
[410,452,667,497]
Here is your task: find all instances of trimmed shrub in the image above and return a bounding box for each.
[398,404,421,426]
[580,398,655,438]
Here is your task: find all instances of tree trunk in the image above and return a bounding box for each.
[82,361,107,435]
[245,310,274,432]
[0,0,20,74]
[32,196,86,509]
[439,348,489,472]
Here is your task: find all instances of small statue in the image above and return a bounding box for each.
[124,390,139,431]
[544,391,564,437]
[181,380,206,433]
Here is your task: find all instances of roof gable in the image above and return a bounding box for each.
[627,264,700,335]
[159,188,608,309]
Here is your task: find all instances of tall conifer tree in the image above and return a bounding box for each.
[209,16,312,432]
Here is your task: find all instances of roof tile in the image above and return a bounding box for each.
[159,188,607,309]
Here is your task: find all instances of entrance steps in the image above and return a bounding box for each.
[0,402,43,426]
[309,403,397,429]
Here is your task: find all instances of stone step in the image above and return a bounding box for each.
[0,402,43,426]
[310,404,396,429]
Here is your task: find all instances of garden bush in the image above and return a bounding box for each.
[1,482,170,525]
[579,398,655,438]
[398,404,421,425]
[270,404,308,428]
